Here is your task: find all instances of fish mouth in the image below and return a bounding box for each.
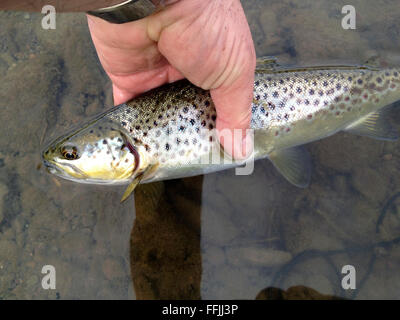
[43,159,89,181]
[42,159,132,185]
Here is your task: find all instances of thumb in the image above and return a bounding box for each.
[112,84,136,105]
[212,70,255,160]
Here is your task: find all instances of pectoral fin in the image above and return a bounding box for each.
[120,164,157,203]
[120,177,141,203]
[269,146,311,188]
[345,106,398,141]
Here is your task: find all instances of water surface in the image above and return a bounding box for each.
[0,0,400,299]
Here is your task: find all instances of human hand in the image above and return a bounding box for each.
[87,0,256,158]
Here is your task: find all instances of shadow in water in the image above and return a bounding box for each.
[130,176,203,299]
[256,286,345,300]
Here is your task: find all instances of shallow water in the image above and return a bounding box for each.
[1,0,400,299]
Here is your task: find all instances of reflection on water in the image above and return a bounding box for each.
[1,0,400,299]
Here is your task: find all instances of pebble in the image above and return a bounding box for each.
[225,246,292,268]
[383,154,393,161]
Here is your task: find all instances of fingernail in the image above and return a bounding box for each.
[241,131,254,159]
[232,130,253,160]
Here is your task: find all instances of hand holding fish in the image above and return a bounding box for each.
[87,0,256,158]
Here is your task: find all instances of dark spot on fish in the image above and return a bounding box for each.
[208,124,214,129]
[273,91,279,98]
[89,130,93,133]
[309,89,315,95]
[121,122,127,126]
[179,126,185,131]
[211,114,216,121]
[205,100,210,107]
[376,77,382,83]
[357,79,363,85]
[190,119,195,125]
[323,81,328,87]
[154,121,158,126]
[158,115,163,119]
[296,87,302,93]
[135,126,140,130]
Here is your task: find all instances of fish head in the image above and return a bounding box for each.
[42,117,141,185]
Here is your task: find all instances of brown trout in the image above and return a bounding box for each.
[42,59,399,200]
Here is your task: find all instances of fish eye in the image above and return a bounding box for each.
[61,145,79,160]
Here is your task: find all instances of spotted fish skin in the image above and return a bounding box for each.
[104,66,400,182]
[43,65,400,186]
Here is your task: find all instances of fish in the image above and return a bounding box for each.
[42,57,400,201]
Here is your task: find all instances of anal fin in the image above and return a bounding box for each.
[268,146,311,188]
[345,106,398,141]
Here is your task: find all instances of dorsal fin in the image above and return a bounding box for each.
[256,56,280,72]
